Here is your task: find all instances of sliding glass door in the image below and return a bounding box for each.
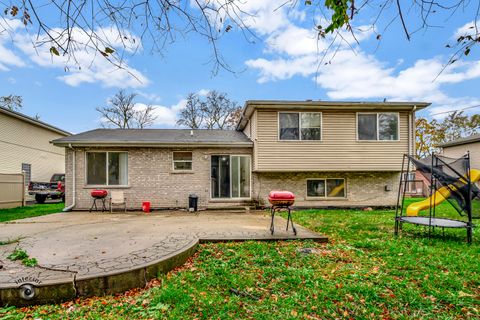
[211,155,250,199]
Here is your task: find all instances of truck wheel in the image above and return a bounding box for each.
[35,194,47,204]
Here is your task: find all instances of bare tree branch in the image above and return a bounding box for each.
[96,90,157,129]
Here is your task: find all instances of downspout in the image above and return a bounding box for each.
[63,144,76,212]
[410,105,417,157]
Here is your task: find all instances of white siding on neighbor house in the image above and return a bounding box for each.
[442,143,480,170]
[0,112,66,181]
[253,109,412,172]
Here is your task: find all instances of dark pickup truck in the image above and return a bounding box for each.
[28,173,65,204]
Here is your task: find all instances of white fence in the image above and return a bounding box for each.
[0,173,25,209]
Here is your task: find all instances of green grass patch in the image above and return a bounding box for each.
[1,205,479,319]
[0,203,63,222]
[7,248,38,267]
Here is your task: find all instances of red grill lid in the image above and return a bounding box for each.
[268,191,295,200]
[91,190,108,198]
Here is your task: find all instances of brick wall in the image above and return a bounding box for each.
[64,147,401,210]
[252,171,400,207]
[65,147,252,210]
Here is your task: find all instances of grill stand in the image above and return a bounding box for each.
[270,205,297,235]
[89,197,107,212]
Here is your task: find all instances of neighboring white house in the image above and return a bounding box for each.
[439,133,480,170]
[0,107,70,184]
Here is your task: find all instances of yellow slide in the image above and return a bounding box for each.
[406,169,480,216]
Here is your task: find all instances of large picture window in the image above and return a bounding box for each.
[279,112,321,141]
[211,155,250,198]
[86,152,128,185]
[307,178,345,198]
[358,113,399,141]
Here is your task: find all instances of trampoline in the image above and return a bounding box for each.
[394,153,479,243]
[397,216,469,229]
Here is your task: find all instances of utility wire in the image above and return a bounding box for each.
[427,104,480,117]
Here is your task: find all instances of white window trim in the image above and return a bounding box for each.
[85,151,129,187]
[172,151,193,171]
[209,154,252,200]
[306,178,347,199]
[356,112,400,142]
[278,111,323,141]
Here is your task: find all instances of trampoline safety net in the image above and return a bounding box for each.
[408,154,480,219]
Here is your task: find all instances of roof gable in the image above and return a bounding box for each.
[0,106,70,136]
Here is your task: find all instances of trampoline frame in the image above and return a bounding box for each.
[394,153,475,244]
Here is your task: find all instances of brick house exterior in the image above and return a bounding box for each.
[53,101,430,210]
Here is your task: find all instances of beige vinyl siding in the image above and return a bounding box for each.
[0,112,66,181]
[255,109,411,171]
[0,173,25,208]
[442,143,480,170]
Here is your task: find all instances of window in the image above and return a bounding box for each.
[173,152,193,170]
[211,155,250,198]
[279,112,321,140]
[307,179,345,198]
[86,152,128,185]
[21,163,31,186]
[358,113,398,141]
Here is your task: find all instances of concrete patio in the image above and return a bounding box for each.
[0,210,326,306]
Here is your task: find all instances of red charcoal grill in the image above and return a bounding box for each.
[89,190,108,212]
[268,191,297,235]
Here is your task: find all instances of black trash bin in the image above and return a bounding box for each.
[188,194,198,212]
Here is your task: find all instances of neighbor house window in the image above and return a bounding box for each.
[279,112,321,140]
[21,163,31,186]
[173,152,193,170]
[211,155,250,198]
[86,152,128,185]
[358,113,399,141]
[307,178,345,198]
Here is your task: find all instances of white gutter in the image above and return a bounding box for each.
[63,144,76,212]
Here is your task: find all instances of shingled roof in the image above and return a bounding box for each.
[438,133,480,148]
[51,129,253,147]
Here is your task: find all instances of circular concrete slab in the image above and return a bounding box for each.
[0,210,326,306]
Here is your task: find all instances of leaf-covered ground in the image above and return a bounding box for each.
[1,200,479,319]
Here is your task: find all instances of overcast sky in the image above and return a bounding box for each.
[1,1,479,133]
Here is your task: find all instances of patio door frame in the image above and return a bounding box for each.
[210,154,252,200]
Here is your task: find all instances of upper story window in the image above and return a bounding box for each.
[279,112,321,140]
[86,152,128,185]
[173,152,193,170]
[358,113,399,141]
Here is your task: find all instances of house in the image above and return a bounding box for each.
[52,100,429,210]
[0,106,70,185]
[439,133,480,170]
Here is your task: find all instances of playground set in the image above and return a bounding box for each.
[395,153,480,243]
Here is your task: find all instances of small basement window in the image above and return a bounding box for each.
[173,152,193,170]
[307,178,346,198]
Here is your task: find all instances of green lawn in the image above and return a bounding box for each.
[0,203,64,223]
[1,202,479,319]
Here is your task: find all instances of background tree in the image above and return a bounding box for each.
[96,90,156,129]
[2,1,478,74]
[176,93,206,129]
[0,95,23,111]
[176,91,241,129]
[415,111,480,158]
